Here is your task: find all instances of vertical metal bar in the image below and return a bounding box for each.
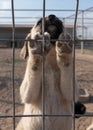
[81,11,84,54]
[63,18,66,33]
[82,11,84,39]
[11,0,16,129]
[72,0,79,130]
[42,0,46,130]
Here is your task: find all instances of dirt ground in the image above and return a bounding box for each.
[0,48,93,130]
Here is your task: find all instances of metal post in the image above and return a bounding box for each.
[11,0,16,129]
[63,18,66,33]
[81,10,84,54]
[42,0,46,130]
[73,0,79,130]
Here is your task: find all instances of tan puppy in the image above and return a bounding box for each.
[16,15,79,130]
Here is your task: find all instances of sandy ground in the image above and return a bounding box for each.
[0,48,93,130]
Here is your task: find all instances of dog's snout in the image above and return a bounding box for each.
[49,14,56,22]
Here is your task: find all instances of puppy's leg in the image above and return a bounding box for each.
[20,32,51,104]
[16,119,24,130]
[56,33,78,102]
[87,124,93,130]
[20,56,42,104]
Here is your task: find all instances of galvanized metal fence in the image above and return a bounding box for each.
[0,0,93,130]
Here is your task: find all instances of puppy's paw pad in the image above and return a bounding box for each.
[29,32,51,55]
[56,33,73,54]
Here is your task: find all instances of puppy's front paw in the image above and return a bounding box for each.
[29,32,51,56]
[56,33,73,66]
[56,33,73,56]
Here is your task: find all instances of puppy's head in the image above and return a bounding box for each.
[31,14,64,44]
[20,14,63,59]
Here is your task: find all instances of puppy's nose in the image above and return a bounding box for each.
[49,14,56,22]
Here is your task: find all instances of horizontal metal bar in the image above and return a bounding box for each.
[0,8,93,12]
[0,114,73,119]
[0,9,83,12]
[1,17,93,20]
[0,114,93,119]
[0,39,93,43]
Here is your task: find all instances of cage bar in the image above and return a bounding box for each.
[11,0,16,129]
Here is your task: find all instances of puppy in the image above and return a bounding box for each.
[16,15,85,130]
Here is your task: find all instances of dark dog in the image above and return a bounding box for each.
[75,101,86,118]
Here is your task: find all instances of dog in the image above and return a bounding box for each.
[16,14,86,130]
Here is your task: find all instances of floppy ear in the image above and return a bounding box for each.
[20,33,31,59]
[33,32,42,40]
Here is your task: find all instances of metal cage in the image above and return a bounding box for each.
[0,0,93,130]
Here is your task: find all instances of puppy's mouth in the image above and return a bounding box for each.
[45,15,63,43]
[47,25,58,40]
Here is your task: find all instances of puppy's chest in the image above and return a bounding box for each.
[44,67,60,91]
[43,68,62,110]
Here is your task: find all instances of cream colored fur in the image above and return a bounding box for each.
[16,32,79,130]
[87,119,93,130]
